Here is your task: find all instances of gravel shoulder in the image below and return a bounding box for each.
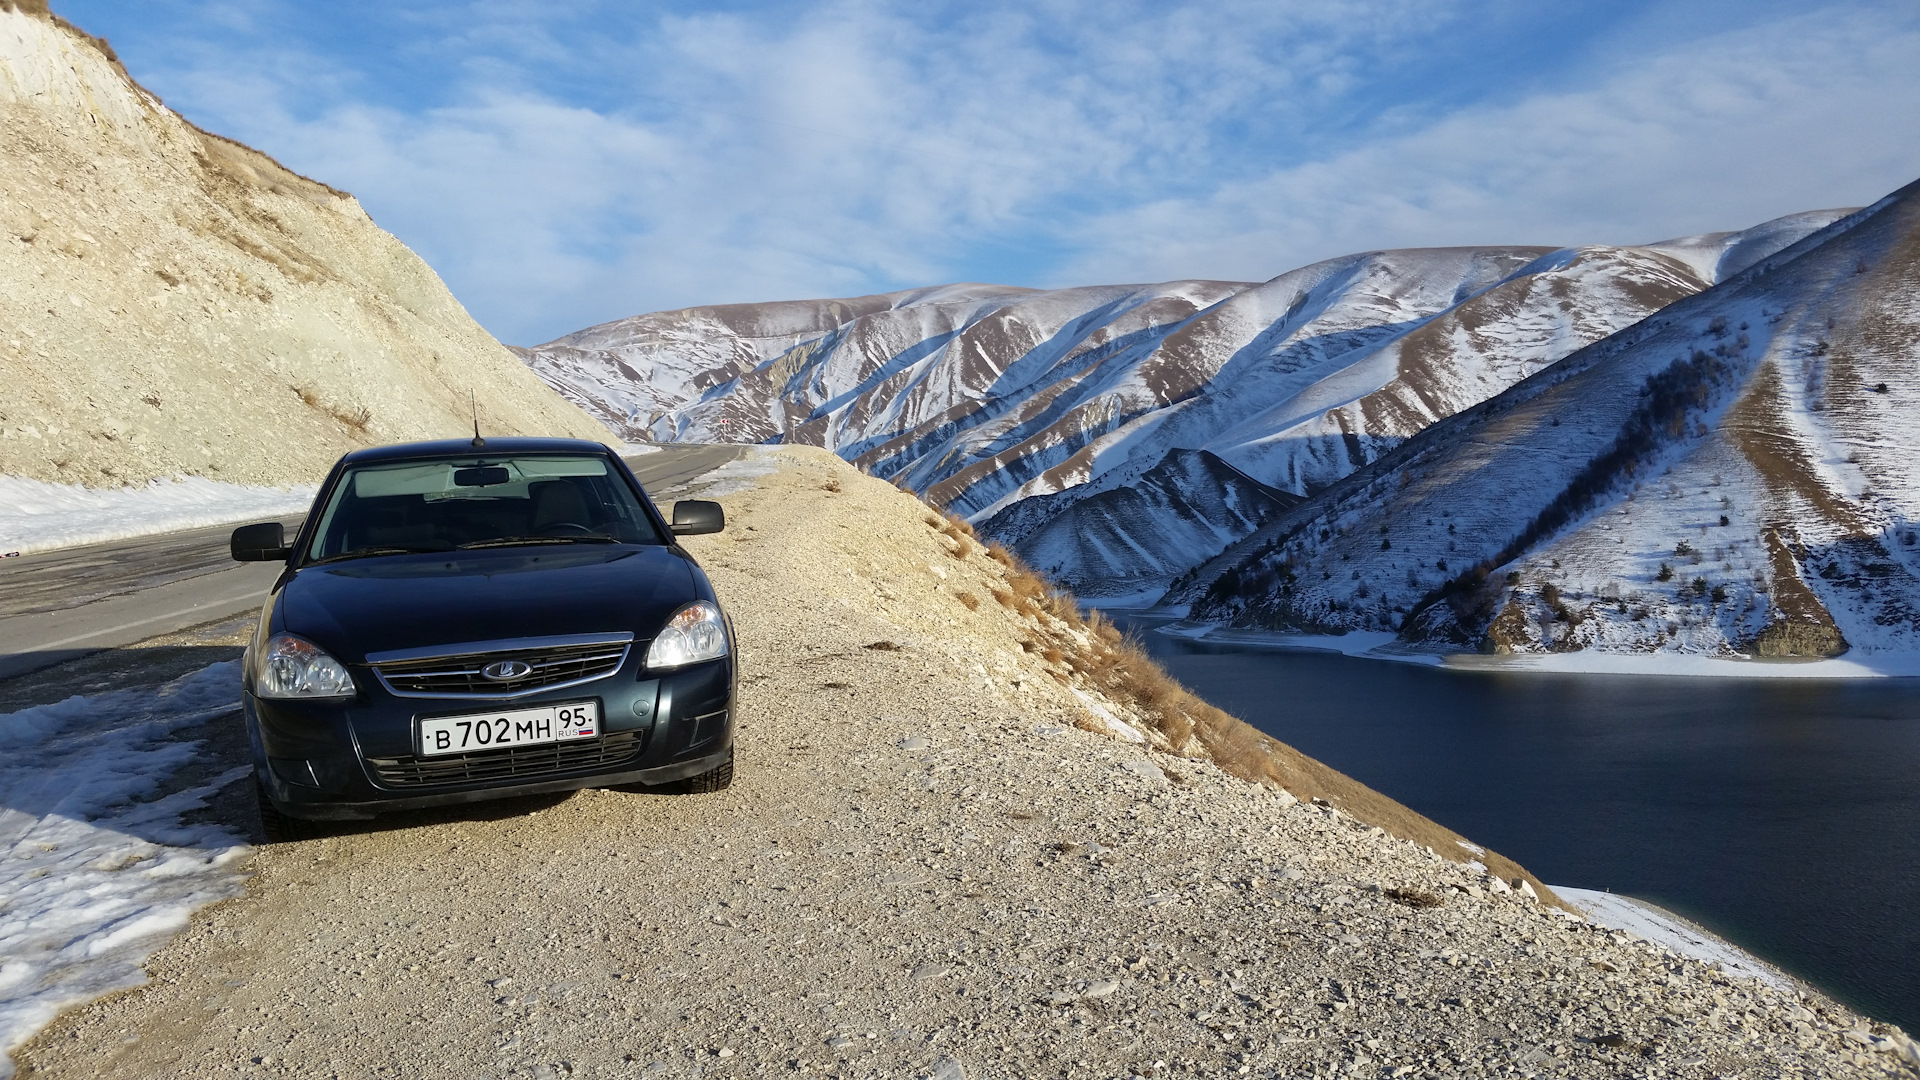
[16,448,1918,1080]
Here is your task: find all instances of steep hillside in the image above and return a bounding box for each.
[0,5,607,489]
[1178,178,1920,661]
[523,215,1845,600]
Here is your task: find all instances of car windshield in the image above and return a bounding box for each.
[303,454,664,563]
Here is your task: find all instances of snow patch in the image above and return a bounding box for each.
[1555,887,1787,988]
[0,664,251,1079]
[0,475,313,556]
[687,449,781,497]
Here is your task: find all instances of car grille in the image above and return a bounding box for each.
[366,730,647,788]
[372,639,630,697]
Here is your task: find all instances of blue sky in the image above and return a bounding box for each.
[60,0,1920,345]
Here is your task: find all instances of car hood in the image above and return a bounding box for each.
[278,545,699,662]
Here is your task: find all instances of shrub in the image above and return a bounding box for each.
[1719,515,1730,526]
[1710,584,1728,603]
[1674,540,1695,557]
[1656,563,1674,582]
[1689,576,1708,598]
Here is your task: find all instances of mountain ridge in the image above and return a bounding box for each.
[1173,178,1920,660]
[521,211,1850,600]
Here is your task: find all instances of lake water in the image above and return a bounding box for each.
[1118,618,1920,1033]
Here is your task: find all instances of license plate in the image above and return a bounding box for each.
[418,701,600,757]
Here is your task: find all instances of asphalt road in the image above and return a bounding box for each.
[0,445,743,681]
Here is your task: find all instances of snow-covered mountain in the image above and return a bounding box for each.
[1175,178,1920,660]
[520,212,1848,600]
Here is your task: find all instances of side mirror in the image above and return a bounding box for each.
[669,500,725,536]
[231,522,290,562]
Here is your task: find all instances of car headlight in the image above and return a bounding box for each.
[255,634,356,699]
[645,602,729,669]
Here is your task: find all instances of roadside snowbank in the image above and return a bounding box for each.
[0,475,314,556]
[0,663,249,1080]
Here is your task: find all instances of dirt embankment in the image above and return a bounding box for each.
[18,448,1915,1080]
[0,6,608,488]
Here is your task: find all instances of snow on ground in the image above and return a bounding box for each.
[687,448,782,497]
[0,475,315,556]
[1554,887,1788,989]
[1154,622,1441,663]
[1155,621,1920,677]
[0,663,250,1080]
[1446,649,1920,679]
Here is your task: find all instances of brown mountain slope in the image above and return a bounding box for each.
[0,5,608,488]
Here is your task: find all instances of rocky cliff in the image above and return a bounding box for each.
[0,3,608,489]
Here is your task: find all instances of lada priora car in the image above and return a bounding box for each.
[230,437,735,839]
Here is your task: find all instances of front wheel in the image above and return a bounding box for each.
[678,747,734,793]
[255,781,328,843]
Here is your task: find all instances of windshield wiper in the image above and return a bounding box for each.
[307,544,454,565]
[455,535,619,550]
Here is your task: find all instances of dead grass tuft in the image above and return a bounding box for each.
[862,640,901,651]
[954,591,980,611]
[291,386,372,435]
[1385,886,1445,909]
[823,478,842,493]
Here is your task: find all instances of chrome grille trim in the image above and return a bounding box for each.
[366,730,646,788]
[369,633,634,699]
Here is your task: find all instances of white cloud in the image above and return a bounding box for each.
[1059,8,1920,285]
[118,0,1920,344]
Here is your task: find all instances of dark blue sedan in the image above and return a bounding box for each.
[229,437,735,839]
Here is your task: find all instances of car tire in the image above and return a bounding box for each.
[678,746,734,793]
[255,781,327,843]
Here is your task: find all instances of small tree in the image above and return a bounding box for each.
[1656,562,1674,582]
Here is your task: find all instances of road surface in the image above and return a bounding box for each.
[0,445,742,681]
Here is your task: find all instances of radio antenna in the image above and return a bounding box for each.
[470,390,485,448]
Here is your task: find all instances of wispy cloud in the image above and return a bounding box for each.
[63,0,1920,344]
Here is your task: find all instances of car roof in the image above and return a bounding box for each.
[335,437,618,467]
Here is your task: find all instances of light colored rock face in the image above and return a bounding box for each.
[0,9,609,488]
[520,218,1846,602]
[1182,179,1920,660]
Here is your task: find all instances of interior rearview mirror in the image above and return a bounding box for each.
[231,521,290,562]
[669,500,725,536]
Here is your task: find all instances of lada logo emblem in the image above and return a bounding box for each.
[481,660,533,682]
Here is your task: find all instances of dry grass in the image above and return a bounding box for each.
[953,520,1569,909]
[823,478,842,493]
[1385,886,1446,909]
[954,591,980,611]
[292,386,371,435]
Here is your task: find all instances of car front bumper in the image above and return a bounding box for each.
[250,654,734,820]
